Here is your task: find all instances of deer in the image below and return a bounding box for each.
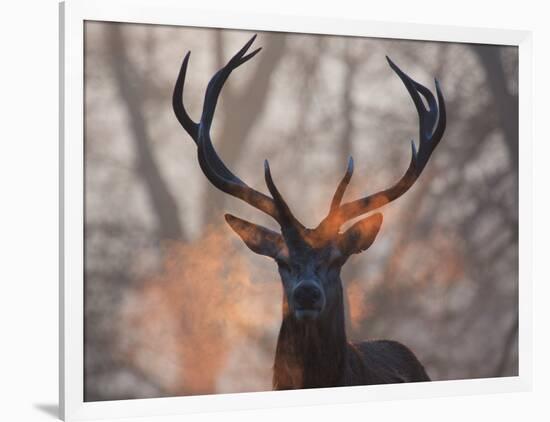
[172,35,446,389]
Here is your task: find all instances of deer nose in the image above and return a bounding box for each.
[293,282,322,309]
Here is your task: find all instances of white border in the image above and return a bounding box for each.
[60,0,533,420]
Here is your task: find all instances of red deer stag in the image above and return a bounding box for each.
[172,35,446,389]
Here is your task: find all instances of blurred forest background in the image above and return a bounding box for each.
[83,21,518,401]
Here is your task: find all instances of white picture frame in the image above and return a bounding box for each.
[60,0,533,420]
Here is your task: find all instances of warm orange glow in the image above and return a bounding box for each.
[118,225,280,395]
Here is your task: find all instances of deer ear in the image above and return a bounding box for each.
[338,213,383,256]
[224,214,287,259]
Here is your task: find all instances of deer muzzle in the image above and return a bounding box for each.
[292,281,325,321]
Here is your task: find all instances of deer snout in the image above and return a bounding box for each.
[292,281,324,320]
[294,283,321,306]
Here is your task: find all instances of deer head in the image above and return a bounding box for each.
[173,35,446,323]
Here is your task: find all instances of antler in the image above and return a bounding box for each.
[319,56,446,233]
[174,37,446,244]
[173,35,304,232]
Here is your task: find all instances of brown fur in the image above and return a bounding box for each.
[273,285,429,389]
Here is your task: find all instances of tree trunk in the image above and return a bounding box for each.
[340,41,360,338]
[470,45,518,170]
[107,25,185,243]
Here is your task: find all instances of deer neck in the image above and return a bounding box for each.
[273,286,348,389]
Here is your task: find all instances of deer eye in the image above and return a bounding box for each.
[277,260,291,273]
[327,259,342,270]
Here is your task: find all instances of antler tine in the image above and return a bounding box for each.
[314,157,354,236]
[319,57,446,230]
[264,160,304,232]
[329,157,354,212]
[173,52,199,143]
[200,35,261,133]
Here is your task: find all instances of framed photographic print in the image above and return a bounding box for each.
[60,0,532,420]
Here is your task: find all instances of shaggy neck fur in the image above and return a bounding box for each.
[272,279,365,389]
